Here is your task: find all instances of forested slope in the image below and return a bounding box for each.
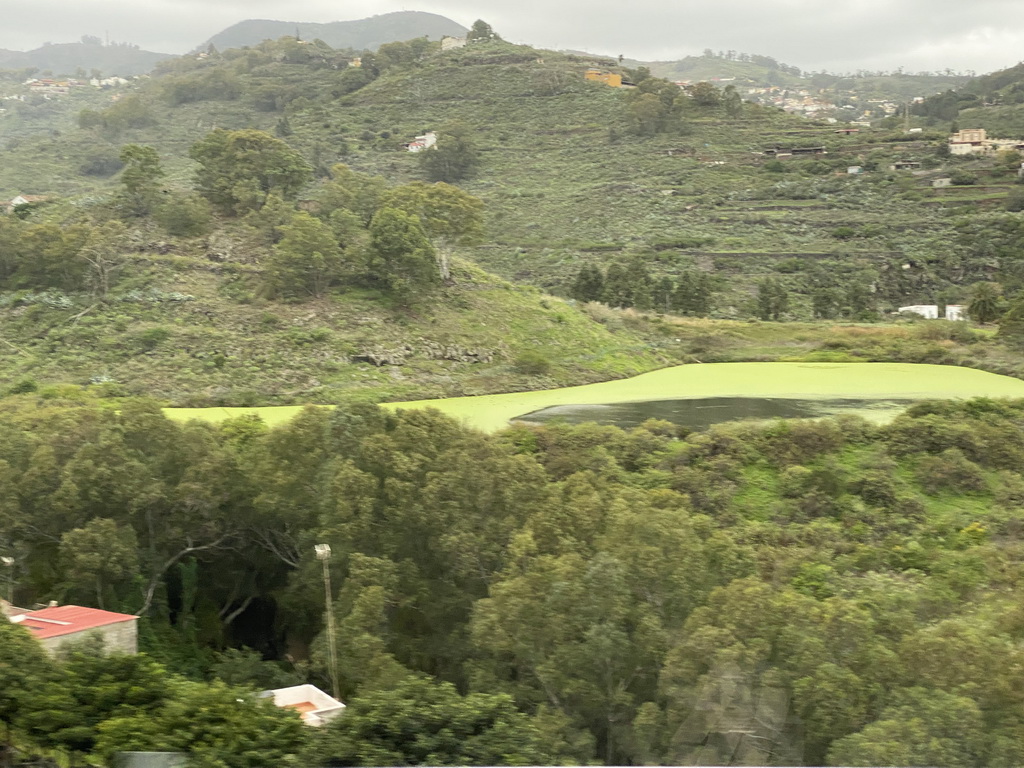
[5,395,1024,766]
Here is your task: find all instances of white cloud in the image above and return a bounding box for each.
[1,0,1023,74]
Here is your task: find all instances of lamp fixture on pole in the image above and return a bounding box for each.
[314,544,341,700]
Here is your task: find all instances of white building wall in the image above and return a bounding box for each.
[899,305,939,319]
[39,621,138,656]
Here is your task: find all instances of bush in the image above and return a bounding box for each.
[7,378,38,394]
[136,327,172,351]
[950,169,977,186]
[155,194,213,237]
[513,349,552,375]
[79,150,124,177]
[916,448,988,494]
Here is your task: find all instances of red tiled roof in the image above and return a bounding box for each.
[15,605,138,639]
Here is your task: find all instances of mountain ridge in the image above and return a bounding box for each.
[198,11,468,54]
[0,41,171,76]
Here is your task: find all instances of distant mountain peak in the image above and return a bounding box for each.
[199,11,468,54]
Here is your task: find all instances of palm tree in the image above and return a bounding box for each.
[967,282,1004,324]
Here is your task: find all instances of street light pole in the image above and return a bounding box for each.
[314,544,340,700]
[1,557,13,604]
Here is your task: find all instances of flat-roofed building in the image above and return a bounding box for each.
[259,684,346,727]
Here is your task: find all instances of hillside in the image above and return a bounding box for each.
[200,11,467,53]
[914,61,1024,134]
[0,41,171,77]
[638,53,804,87]
[0,36,1012,314]
[1,35,1023,406]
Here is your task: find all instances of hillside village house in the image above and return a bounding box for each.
[899,304,939,319]
[405,131,437,152]
[6,603,139,655]
[946,304,967,321]
[949,128,1024,155]
[898,304,967,321]
[584,69,622,88]
[24,78,73,95]
[1,195,47,214]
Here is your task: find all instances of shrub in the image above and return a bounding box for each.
[137,327,172,351]
[155,194,213,237]
[916,448,988,494]
[7,378,38,394]
[513,349,552,375]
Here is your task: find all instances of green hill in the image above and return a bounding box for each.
[637,54,804,87]
[0,37,1006,315]
[914,61,1024,134]
[200,12,467,53]
[1,34,1023,406]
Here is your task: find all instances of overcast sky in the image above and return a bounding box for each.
[3,0,1024,74]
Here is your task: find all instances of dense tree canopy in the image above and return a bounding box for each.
[4,393,1024,765]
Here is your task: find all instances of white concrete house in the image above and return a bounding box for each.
[946,304,967,321]
[899,305,939,319]
[259,684,346,727]
[405,131,437,152]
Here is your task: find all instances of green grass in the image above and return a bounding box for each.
[0,256,663,406]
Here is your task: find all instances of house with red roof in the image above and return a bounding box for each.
[9,604,139,655]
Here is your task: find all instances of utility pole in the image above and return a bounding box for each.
[314,544,340,700]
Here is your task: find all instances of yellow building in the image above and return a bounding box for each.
[585,68,622,88]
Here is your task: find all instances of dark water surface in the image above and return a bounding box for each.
[516,397,917,431]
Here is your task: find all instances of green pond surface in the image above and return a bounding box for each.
[164,362,1024,433]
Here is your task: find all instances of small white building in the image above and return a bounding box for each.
[405,131,437,152]
[932,177,952,188]
[899,304,939,319]
[90,76,130,88]
[946,304,967,321]
[847,166,863,175]
[259,684,346,727]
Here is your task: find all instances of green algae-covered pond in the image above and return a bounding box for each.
[164,362,1024,433]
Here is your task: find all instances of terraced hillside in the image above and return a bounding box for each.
[0,35,1022,411]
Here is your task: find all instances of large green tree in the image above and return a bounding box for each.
[303,675,545,766]
[265,210,345,298]
[118,144,164,216]
[383,182,484,281]
[189,129,312,215]
[366,207,439,301]
[756,277,790,320]
[827,688,984,768]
